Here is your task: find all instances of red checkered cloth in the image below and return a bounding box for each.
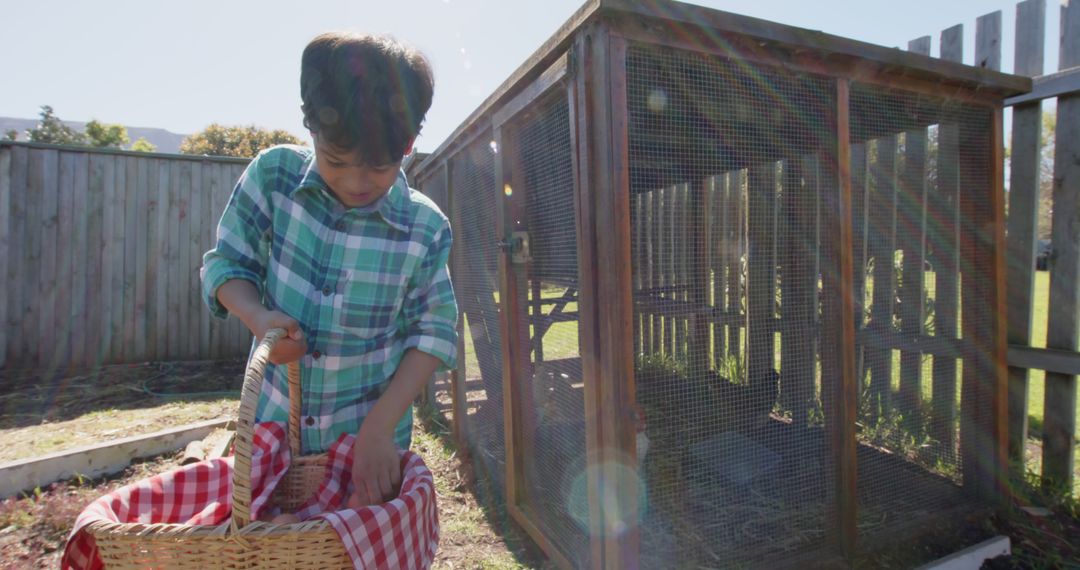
[62,422,439,570]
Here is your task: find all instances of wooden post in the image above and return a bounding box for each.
[851,145,869,385]
[958,104,1009,504]
[930,23,963,455]
[1042,0,1080,490]
[713,174,727,366]
[823,78,859,560]
[1006,0,1046,467]
[646,189,658,355]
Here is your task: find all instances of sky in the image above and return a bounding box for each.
[1,0,1064,152]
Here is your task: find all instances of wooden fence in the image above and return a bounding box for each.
[0,142,253,371]
[910,0,1079,489]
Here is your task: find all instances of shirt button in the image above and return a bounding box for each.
[312,350,322,360]
[322,285,332,296]
[335,221,346,231]
[305,416,315,426]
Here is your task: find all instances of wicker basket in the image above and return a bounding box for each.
[85,328,352,569]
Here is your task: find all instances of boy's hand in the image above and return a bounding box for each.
[250,310,307,365]
[349,424,402,508]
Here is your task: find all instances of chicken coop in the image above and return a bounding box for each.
[409,0,1030,567]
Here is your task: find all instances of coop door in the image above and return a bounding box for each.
[494,83,591,565]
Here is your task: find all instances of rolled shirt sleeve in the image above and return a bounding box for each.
[200,155,273,319]
[400,220,459,371]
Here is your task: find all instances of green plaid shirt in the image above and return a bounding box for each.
[200,145,457,453]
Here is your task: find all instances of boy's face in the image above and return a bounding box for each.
[313,136,406,208]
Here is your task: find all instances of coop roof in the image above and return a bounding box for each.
[414,0,1030,181]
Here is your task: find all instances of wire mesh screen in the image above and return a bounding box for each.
[626,44,834,567]
[504,92,589,564]
[416,170,455,425]
[448,134,506,496]
[849,83,994,540]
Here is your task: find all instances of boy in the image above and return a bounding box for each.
[200,32,457,509]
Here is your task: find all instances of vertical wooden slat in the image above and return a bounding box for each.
[851,144,868,383]
[660,186,671,356]
[108,156,126,364]
[55,151,75,372]
[200,160,214,359]
[121,156,138,361]
[823,78,858,560]
[976,11,1003,70]
[747,164,777,393]
[1042,0,1080,489]
[144,158,161,361]
[39,148,61,367]
[21,147,42,367]
[156,160,172,359]
[711,176,724,365]
[688,177,710,373]
[781,157,816,425]
[866,136,897,411]
[727,171,743,362]
[165,160,181,358]
[896,38,931,429]
[631,191,642,356]
[85,154,106,368]
[70,152,90,369]
[444,160,469,447]
[931,23,963,454]
[646,189,657,354]
[0,148,9,369]
[178,161,194,358]
[132,157,149,361]
[188,161,203,358]
[6,146,27,367]
[1006,0,1046,465]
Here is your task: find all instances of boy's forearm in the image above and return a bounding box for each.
[363,349,441,436]
[215,279,265,331]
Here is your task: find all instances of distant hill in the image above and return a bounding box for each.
[0,117,188,154]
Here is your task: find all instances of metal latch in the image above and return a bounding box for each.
[497,231,530,264]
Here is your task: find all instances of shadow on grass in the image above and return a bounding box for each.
[0,358,246,431]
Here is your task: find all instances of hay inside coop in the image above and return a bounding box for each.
[409,0,1028,567]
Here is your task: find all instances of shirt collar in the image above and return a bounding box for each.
[294,152,411,233]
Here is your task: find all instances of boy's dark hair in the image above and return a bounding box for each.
[301,32,434,165]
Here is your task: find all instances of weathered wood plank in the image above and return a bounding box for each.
[1042,0,1080,489]
[199,160,214,359]
[689,178,710,373]
[53,151,74,372]
[975,11,1003,70]
[711,175,724,366]
[132,157,149,361]
[930,21,963,456]
[85,154,106,368]
[178,161,194,358]
[646,188,658,353]
[1006,0,1046,466]
[850,145,868,384]
[100,155,119,365]
[0,148,9,369]
[6,146,27,367]
[39,147,60,369]
[121,156,138,361]
[1007,66,1080,106]
[143,158,161,361]
[166,160,182,359]
[866,136,897,411]
[780,158,815,425]
[1009,345,1080,376]
[187,161,203,358]
[897,38,931,430]
[70,152,90,369]
[746,163,776,393]
[106,156,125,364]
[727,171,743,361]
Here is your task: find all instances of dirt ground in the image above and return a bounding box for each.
[0,361,547,569]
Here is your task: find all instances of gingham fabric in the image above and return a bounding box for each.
[62,422,439,570]
[200,145,458,453]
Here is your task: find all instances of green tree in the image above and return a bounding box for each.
[129,137,157,153]
[4,130,17,141]
[84,120,129,148]
[26,105,86,145]
[179,124,302,158]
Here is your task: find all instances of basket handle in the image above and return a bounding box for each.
[230,328,303,531]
